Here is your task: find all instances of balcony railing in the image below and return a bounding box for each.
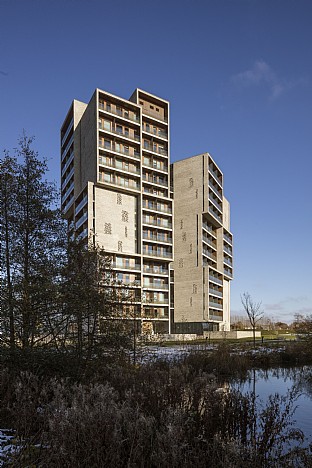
[143,283,169,290]
[99,173,139,190]
[209,165,222,185]
[62,195,74,213]
[75,195,88,215]
[142,174,168,187]
[143,233,172,243]
[223,245,232,256]
[76,228,88,240]
[209,301,223,310]
[209,194,222,211]
[224,233,232,244]
[61,135,74,161]
[203,249,217,261]
[143,144,168,156]
[61,182,74,204]
[143,127,168,139]
[209,207,222,223]
[208,180,222,200]
[99,124,140,142]
[99,101,140,123]
[75,212,88,230]
[209,315,223,321]
[223,257,233,267]
[142,202,172,214]
[61,152,74,177]
[61,118,74,147]
[99,158,140,175]
[202,235,216,249]
[112,263,141,271]
[142,159,168,172]
[202,223,216,236]
[61,167,74,191]
[209,275,222,285]
[143,266,168,275]
[142,217,172,229]
[209,288,223,298]
[224,268,233,278]
[143,250,172,259]
[99,142,140,159]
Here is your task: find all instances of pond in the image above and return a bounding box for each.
[233,366,312,443]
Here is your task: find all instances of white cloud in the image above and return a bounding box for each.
[232,60,304,99]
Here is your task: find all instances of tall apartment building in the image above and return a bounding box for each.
[61,89,172,334]
[60,88,233,334]
[171,154,233,333]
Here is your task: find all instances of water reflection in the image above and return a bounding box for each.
[232,366,312,442]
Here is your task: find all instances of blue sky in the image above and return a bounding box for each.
[1,0,311,323]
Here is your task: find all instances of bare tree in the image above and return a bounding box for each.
[241,292,263,347]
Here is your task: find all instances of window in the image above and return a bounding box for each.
[104,120,111,131]
[150,105,154,110]
[156,108,159,112]
[116,124,123,134]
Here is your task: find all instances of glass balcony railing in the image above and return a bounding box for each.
[223,245,232,256]
[224,268,233,278]
[143,144,168,156]
[61,118,74,147]
[75,195,88,215]
[61,135,74,161]
[142,127,168,139]
[202,235,217,249]
[209,315,223,321]
[224,232,232,244]
[99,158,140,175]
[142,174,168,187]
[99,142,140,159]
[99,101,140,123]
[209,288,223,298]
[99,123,140,142]
[61,152,74,177]
[142,217,172,229]
[202,223,216,236]
[208,180,222,200]
[61,167,74,191]
[143,283,169,290]
[143,250,172,259]
[223,257,233,267]
[75,212,88,230]
[209,207,222,223]
[209,275,222,285]
[143,265,168,275]
[62,195,74,214]
[143,232,172,243]
[209,165,222,185]
[61,182,74,204]
[142,159,168,172]
[208,194,222,211]
[142,202,172,214]
[203,249,217,261]
[112,263,141,271]
[209,301,223,310]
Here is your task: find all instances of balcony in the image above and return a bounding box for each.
[143,232,172,244]
[209,194,222,211]
[143,249,172,259]
[209,288,223,298]
[77,228,88,240]
[99,157,140,175]
[61,118,74,148]
[209,301,223,310]
[202,222,216,237]
[209,165,222,186]
[99,173,139,191]
[142,127,168,140]
[142,201,172,214]
[144,297,169,305]
[142,217,172,229]
[209,314,223,321]
[223,245,232,256]
[143,283,169,290]
[61,135,74,161]
[75,195,88,215]
[62,195,74,214]
[75,212,88,230]
[99,124,140,142]
[224,267,233,278]
[203,249,217,261]
[61,181,74,205]
[202,235,216,249]
[99,101,140,124]
[142,174,168,187]
[143,265,168,275]
[224,232,232,245]
[209,275,222,285]
[61,167,74,191]
[99,142,140,159]
[61,152,74,177]
[143,143,168,157]
[223,257,233,267]
[208,180,222,200]
[112,263,141,271]
[142,159,168,172]
[208,207,222,223]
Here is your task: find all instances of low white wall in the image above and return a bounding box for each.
[203,330,261,339]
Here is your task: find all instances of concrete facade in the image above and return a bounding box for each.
[61,88,233,334]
